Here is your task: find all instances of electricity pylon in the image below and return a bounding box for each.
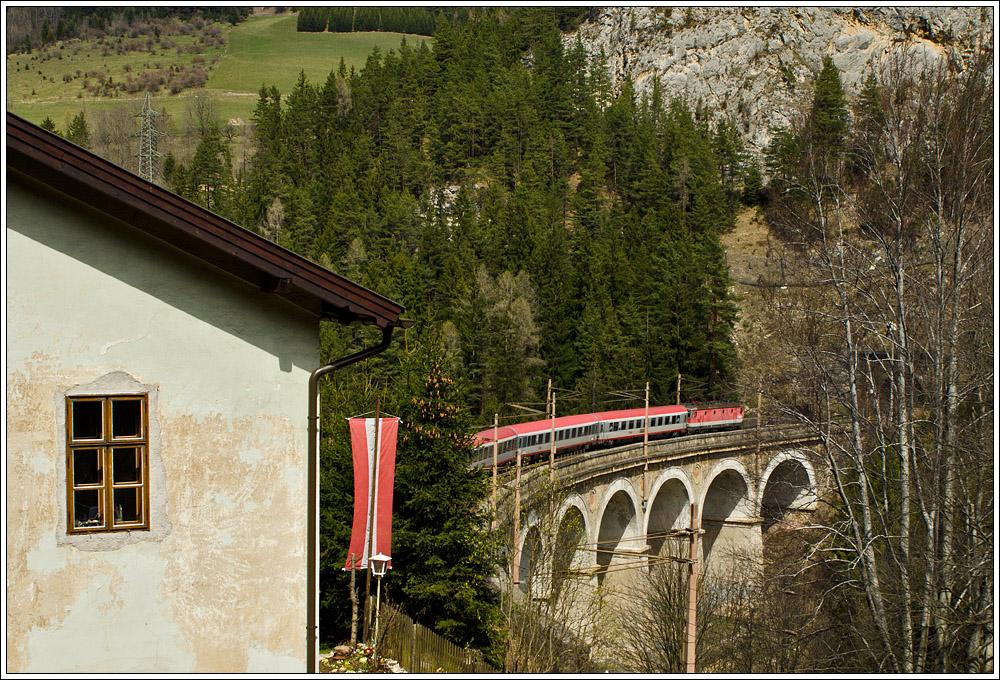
[133,91,164,182]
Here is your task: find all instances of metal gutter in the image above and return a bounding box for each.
[306,326,397,672]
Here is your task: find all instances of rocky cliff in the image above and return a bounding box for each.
[567,7,993,156]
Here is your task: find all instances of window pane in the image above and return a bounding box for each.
[74,488,104,527]
[73,448,103,486]
[71,400,103,440]
[112,447,142,484]
[111,399,142,438]
[113,487,142,524]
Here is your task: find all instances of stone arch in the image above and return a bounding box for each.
[698,460,755,568]
[552,496,591,597]
[594,478,643,588]
[517,522,545,597]
[757,450,818,531]
[644,469,694,563]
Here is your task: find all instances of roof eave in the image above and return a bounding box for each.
[6,112,405,329]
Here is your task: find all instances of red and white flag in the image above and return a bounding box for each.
[345,417,398,570]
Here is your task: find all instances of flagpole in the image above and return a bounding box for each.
[363,395,382,644]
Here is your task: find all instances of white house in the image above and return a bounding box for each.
[5,112,405,672]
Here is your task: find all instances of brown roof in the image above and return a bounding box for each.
[6,112,405,329]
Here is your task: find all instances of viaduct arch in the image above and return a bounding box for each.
[504,424,824,599]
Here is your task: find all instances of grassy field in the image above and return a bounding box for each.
[6,12,431,133]
[6,26,229,131]
[207,13,430,95]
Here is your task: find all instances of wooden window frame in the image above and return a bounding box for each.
[66,394,151,534]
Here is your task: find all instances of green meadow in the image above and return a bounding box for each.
[207,13,430,95]
[6,13,431,133]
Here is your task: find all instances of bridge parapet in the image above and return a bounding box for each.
[510,422,823,501]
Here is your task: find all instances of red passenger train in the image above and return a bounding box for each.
[470,403,744,468]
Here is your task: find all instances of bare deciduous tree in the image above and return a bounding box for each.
[497,480,611,673]
[759,46,993,673]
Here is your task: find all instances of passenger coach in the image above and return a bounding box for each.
[471,403,742,469]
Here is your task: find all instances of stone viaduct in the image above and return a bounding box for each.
[495,423,827,600]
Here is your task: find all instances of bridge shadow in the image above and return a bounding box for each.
[701,468,752,565]
[596,490,640,589]
[646,478,691,558]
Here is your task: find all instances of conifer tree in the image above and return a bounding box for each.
[392,343,500,656]
[810,55,850,155]
[66,111,90,149]
[189,123,229,212]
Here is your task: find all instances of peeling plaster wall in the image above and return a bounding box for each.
[6,176,318,673]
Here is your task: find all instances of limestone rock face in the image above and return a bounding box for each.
[567,7,993,156]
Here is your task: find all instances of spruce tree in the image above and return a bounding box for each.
[66,111,90,149]
[189,124,228,212]
[392,343,500,656]
[810,55,850,155]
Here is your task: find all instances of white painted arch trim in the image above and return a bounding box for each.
[756,449,820,512]
[642,468,695,539]
[697,458,753,522]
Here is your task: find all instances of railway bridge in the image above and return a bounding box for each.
[495,422,827,599]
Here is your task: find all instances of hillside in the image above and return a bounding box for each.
[567,7,993,155]
[5,11,430,133]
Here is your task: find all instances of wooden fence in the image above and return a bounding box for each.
[378,603,496,674]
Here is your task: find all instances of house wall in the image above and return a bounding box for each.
[5,174,319,672]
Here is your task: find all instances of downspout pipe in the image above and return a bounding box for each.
[307,325,396,672]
